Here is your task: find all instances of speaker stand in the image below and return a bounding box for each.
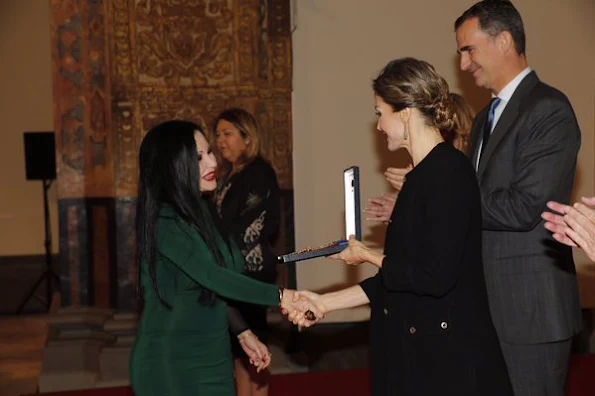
[16,179,61,314]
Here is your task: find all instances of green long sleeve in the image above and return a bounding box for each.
[156,215,280,307]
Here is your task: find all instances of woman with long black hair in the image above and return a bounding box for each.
[129,120,318,396]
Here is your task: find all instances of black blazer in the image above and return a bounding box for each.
[360,143,512,396]
[214,156,280,283]
[470,71,582,344]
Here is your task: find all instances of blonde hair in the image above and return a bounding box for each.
[449,93,475,154]
[214,108,261,177]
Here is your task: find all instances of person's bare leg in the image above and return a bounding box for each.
[250,362,270,396]
[234,358,270,396]
[234,358,253,396]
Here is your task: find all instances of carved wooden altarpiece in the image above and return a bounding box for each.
[50,0,294,311]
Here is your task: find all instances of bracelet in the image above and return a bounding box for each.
[238,331,254,342]
[278,286,284,307]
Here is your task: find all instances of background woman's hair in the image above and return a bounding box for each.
[136,120,229,308]
[373,57,458,135]
[449,92,475,153]
[214,108,261,178]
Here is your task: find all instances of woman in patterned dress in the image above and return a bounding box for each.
[213,108,281,396]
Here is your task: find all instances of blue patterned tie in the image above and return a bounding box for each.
[480,97,502,159]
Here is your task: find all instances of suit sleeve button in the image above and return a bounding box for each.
[440,321,448,329]
[409,326,416,334]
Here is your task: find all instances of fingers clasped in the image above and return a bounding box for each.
[280,290,327,328]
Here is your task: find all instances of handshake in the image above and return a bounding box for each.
[237,290,328,373]
[279,289,327,328]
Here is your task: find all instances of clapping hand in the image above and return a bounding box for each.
[237,330,271,373]
[542,196,595,261]
[384,165,412,191]
[364,194,396,224]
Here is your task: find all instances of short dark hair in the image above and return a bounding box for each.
[455,0,526,55]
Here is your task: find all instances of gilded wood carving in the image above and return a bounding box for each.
[51,0,293,309]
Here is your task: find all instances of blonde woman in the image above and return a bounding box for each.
[213,108,280,396]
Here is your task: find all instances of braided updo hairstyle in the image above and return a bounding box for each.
[373,57,458,137]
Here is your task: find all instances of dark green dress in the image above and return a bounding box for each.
[130,204,280,396]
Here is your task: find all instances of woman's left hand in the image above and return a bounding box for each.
[238,330,271,373]
[328,236,370,265]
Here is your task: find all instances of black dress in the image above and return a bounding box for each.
[360,143,513,396]
[215,156,280,357]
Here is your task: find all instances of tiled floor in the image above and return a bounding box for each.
[0,256,369,394]
[0,259,592,396]
[2,311,593,396]
[0,312,370,396]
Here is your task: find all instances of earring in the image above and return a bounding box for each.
[404,122,409,140]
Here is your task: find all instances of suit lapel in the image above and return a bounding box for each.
[476,101,519,178]
[476,72,540,180]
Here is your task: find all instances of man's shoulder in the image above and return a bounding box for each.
[523,79,572,109]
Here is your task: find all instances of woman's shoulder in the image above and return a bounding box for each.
[245,156,274,171]
[433,143,473,171]
[157,206,187,236]
[419,144,477,191]
[240,156,278,182]
[158,204,178,222]
[157,204,204,237]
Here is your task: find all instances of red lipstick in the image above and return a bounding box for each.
[203,171,215,182]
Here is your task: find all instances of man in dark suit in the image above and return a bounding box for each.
[454,1,582,395]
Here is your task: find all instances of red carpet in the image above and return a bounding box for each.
[27,354,595,396]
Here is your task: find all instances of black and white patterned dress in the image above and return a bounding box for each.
[214,155,280,356]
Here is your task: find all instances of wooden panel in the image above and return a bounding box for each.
[82,0,115,197]
[51,0,86,199]
[52,0,294,310]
